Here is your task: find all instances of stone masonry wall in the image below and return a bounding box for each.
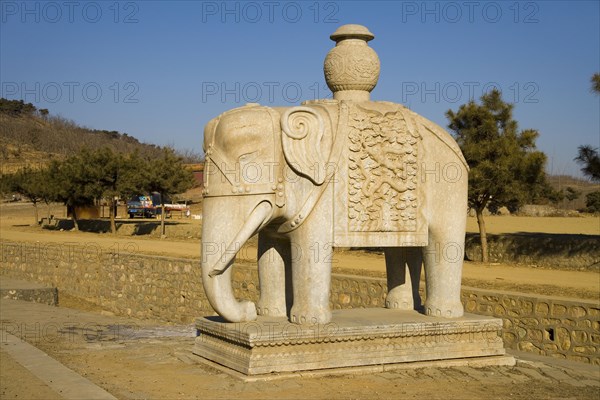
[1,240,597,364]
[462,289,599,364]
[0,287,58,306]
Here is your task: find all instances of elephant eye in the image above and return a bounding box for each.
[238,151,258,163]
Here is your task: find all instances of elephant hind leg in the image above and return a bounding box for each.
[422,238,464,318]
[384,247,423,311]
[257,232,290,317]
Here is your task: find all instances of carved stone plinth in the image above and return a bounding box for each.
[193,309,508,376]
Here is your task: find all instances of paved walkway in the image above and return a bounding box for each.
[0,279,598,399]
[2,332,116,399]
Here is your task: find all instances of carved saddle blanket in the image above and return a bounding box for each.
[333,102,428,247]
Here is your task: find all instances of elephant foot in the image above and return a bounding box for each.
[290,305,332,325]
[385,286,414,310]
[424,299,464,318]
[256,303,286,318]
[237,300,259,321]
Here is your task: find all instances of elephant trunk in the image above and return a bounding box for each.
[201,199,273,322]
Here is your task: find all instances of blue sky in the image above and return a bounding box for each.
[1,1,599,177]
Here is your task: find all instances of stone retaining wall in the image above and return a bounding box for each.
[1,241,597,364]
[0,287,58,306]
[461,289,599,364]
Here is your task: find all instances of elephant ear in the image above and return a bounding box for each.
[281,106,331,185]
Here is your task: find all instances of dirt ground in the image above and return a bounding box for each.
[1,202,600,399]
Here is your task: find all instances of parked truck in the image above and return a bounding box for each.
[126,193,190,219]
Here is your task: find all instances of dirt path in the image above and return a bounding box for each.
[0,228,202,259]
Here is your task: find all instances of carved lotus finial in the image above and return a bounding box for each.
[324,24,380,102]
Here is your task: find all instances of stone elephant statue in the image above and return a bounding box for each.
[200,24,468,325]
[201,99,468,325]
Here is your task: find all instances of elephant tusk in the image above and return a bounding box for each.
[208,201,273,277]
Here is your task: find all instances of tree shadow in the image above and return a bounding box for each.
[465,232,600,269]
[46,218,182,236]
[130,221,173,235]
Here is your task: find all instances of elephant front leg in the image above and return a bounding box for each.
[289,227,333,325]
[422,233,464,318]
[384,247,423,311]
[256,232,290,317]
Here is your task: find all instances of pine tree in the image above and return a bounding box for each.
[145,148,195,237]
[446,89,552,262]
[574,146,600,182]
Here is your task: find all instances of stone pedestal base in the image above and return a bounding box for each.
[193,308,509,377]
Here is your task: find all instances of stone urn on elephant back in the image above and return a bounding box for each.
[200,24,468,325]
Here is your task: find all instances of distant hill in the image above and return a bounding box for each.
[547,175,599,210]
[0,98,201,174]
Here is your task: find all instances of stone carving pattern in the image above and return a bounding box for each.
[347,107,421,232]
[324,46,380,92]
[199,322,499,349]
